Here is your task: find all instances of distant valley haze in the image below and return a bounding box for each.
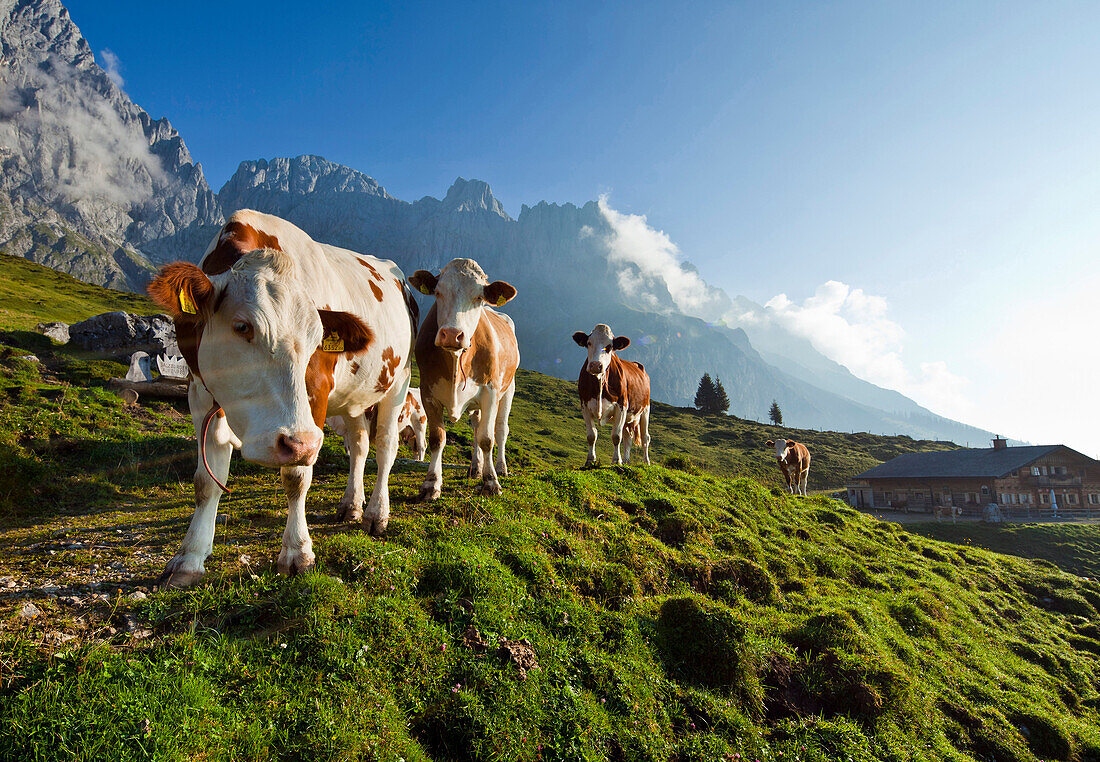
[2,0,1097,455]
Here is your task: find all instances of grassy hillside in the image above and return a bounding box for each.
[2,260,1100,761]
[0,252,158,330]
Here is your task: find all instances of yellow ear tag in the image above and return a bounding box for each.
[495,295,509,307]
[178,286,197,315]
[417,283,433,295]
[321,332,344,352]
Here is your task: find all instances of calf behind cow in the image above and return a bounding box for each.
[147,210,417,586]
[766,438,811,496]
[573,324,651,466]
[409,258,519,498]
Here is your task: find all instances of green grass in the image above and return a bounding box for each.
[907,521,1100,580]
[2,258,1100,761]
[0,252,157,330]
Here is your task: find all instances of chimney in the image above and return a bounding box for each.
[992,436,1007,450]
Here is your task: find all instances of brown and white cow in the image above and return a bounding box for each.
[573,324,651,466]
[766,438,810,496]
[408,258,519,498]
[147,210,417,586]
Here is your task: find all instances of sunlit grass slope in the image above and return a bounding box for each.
[2,257,1100,761]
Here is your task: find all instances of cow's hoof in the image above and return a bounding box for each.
[416,485,441,502]
[479,481,502,497]
[160,569,205,589]
[365,516,389,537]
[336,502,364,522]
[158,555,205,588]
[277,550,316,577]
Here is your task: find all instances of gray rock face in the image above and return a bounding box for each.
[0,0,222,291]
[35,320,69,343]
[69,311,177,357]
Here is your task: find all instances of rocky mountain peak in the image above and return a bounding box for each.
[441,177,510,219]
[0,0,221,289]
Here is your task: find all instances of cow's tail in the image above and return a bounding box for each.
[625,421,641,445]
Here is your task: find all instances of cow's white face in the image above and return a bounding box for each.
[768,438,791,462]
[573,323,630,380]
[149,252,373,469]
[409,258,516,354]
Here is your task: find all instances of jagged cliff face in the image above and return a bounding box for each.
[0,0,221,290]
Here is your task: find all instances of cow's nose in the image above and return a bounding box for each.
[587,362,602,375]
[274,431,322,466]
[436,328,465,350]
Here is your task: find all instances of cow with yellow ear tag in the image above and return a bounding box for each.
[408,258,519,499]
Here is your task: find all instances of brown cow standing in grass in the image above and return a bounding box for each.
[573,324,651,467]
[409,258,519,498]
[767,438,811,495]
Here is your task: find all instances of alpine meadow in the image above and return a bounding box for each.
[3,1,1100,761]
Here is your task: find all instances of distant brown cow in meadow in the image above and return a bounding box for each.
[573,324,651,466]
[766,438,810,496]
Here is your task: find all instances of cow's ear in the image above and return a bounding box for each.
[484,280,517,307]
[318,309,375,354]
[765,440,774,447]
[786,439,796,447]
[612,336,631,351]
[408,270,437,296]
[148,262,215,320]
[572,331,589,347]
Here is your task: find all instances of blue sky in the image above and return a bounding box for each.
[67,0,1100,454]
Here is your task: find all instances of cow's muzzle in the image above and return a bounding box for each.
[435,327,467,352]
[272,430,323,466]
[587,362,604,376]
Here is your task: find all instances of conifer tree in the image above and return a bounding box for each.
[713,378,730,414]
[769,399,783,425]
[694,373,717,412]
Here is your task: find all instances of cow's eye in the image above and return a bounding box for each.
[604,344,612,352]
[232,320,253,341]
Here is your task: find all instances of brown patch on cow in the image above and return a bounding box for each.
[318,309,374,355]
[374,347,402,393]
[204,220,281,275]
[578,352,650,415]
[357,258,384,281]
[349,361,360,375]
[304,349,338,427]
[369,280,384,301]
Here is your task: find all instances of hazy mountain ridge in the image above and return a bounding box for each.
[215,155,996,443]
[0,0,221,290]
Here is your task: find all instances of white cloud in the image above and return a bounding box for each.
[760,281,974,420]
[595,195,723,317]
[100,49,124,88]
[0,53,164,207]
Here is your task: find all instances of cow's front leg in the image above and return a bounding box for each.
[467,408,483,479]
[610,407,628,465]
[161,390,238,588]
[494,380,515,478]
[583,405,599,467]
[278,464,315,575]
[365,377,407,535]
[418,398,446,502]
[476,387,502,495]
[336,413,369,522]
